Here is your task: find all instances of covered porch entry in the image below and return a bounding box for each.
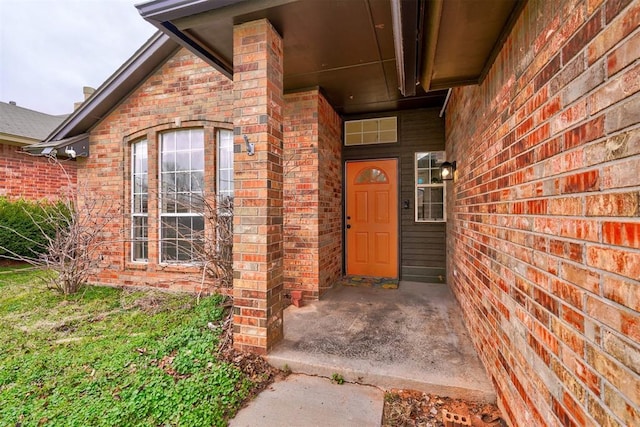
[268,281,495,402]
[137,0,524,354]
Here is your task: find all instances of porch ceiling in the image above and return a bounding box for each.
[137,0,524,115]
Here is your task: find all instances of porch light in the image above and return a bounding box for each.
[440,161,456,181]
[243,135,255,156]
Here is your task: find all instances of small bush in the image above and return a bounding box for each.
[0,197,68,259]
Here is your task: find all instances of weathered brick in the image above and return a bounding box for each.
[602,329,640,375]
[585,127,640,166]
[561,170,600,193]
[607,29,640,75]
[563,9,603,63]
[585,191,639,216]
[587,0,640,64]
[602,221,640,247]
[587,245,640,278]
[603,275,640,312]
[605,0,635,23]
[586,343,639,405]
[589,61,640,114]
[604,382,639,426]
[601,157,640,188]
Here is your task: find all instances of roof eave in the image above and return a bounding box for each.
[45,31,179,142]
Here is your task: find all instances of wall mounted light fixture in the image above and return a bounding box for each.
[243,135,255,156]
[440,161,456,181]
[65,146,77,158]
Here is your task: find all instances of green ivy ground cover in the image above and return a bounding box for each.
[0,267,250,427]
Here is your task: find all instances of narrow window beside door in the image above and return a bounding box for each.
[415,152,446,222]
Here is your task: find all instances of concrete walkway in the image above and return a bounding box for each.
[267,281,495,402]
[230,374,384,427]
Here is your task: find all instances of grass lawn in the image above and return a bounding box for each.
[0,267,254,427]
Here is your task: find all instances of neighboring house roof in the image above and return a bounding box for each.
[36,31,180,147]
[0,102,67,146]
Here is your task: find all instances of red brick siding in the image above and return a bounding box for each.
[445,0,639,425]
[80,47,234,292]
[0,142,77,201]
[283,89,342,301]
[317,93,343,296]
[231,19,285,353]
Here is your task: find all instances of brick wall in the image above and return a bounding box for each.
[283,89,342,301]
[317,92,343,296]
[0,142,77,201]
[231,19,285,353]
[81,47,234,292]
[445,0,639,425]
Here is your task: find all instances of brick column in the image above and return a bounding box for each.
[232,19,284,354]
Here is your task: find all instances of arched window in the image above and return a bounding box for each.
[355,167,388,184]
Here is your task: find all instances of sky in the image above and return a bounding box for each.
[0,0,156,115]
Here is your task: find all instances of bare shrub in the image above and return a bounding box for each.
[0,192,119,295]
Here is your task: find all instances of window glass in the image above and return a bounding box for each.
[160,129,205,263]
[131,139,148,261]
[355,167,388,184]
[344,116,397,145]
[415,152,446,222]
[217,129,234,200]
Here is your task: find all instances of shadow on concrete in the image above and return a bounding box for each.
[267,281,496,402]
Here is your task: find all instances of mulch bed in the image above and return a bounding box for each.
[383,389,506,427]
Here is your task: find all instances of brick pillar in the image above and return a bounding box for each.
[232,19,284,354]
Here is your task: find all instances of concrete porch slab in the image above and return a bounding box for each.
[267,281,496,403]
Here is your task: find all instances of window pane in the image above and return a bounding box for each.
[131,139,148,262]
[163,132,175,151]
[132,216,148,261]
[162,172,176,191]
[217,129,234,196]
[415,151,446,222]
[162,241,177,262]
[175,172,190,192]
[162,217,177,239]
[159,129,206,263]
[192,153,204,170]
[176,130,190,150]
[163,153,176,171]
[175,152,190,171]
[190,129,204,149]
[355,167,388,184]
[192,172,205,192]
[175,193,191,213]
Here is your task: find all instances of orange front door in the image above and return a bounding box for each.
[346,159,398,278]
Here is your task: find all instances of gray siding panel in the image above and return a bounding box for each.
[343,108,446,283]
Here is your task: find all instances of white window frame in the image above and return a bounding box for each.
[415,151,446,222]
[216,129,234,208]
[131,139,148,262]
[158,129,205,264]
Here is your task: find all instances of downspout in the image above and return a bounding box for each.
[439,88,451,117]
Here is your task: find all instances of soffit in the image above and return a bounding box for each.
[139,0,525,115]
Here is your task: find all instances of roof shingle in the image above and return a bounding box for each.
[0,101,67,141]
